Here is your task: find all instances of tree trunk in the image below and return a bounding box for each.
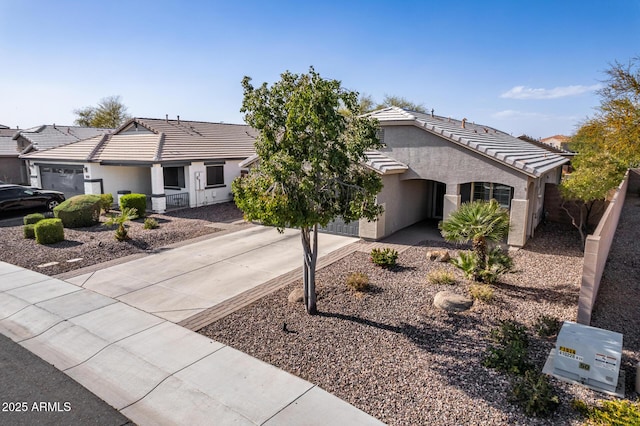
[472,235,486,282]
[300,225,318,314]
[561,200,586,249]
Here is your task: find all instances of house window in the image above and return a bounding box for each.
[164,167,185,188]
[206,165,224,187]
[472,182,513,209]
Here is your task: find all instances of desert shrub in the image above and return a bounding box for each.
[451,248,513,283]
[143,217,159,229]
[427,269,456,285]
[104,207,138,241]
[483,320,532,375]
[23,213,45,225]
[23,224,36,239]
[370,247,398,268]
[469,284,494,302]
[509,370,559,417]
[53,194,101,228]
[572,398,640,425]
[99,193,114,213]
[450,251,478,280]
[480,247,514,284]
[34,218,64,245]
[120,193,146,218]
[534,315,562,337]
[346,272,369,292]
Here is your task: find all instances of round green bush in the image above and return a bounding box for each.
[143,217,159,229]
[120,193,147,218]
[100,193,114,213]
[23,224,36,239]
[34,218,64,245]
[23,213,45,225]
[54,194,101,228]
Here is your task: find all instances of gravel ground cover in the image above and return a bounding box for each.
[201,221,639,426]
[0,202,242,275]
[590,193,640,395]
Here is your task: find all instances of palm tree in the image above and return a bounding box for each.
[439,199,511,281]
[104,207,138,241]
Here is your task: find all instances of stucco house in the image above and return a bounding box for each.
[242,107,569,247]
[361,107,569,246]
[13,124,112,193]
[0,125,25,183]
[20,117,256,212]
[541,134,571,151]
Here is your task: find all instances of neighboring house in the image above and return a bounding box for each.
[14,124,112,195]
[242,107,569,247]
[541,134,571,151]
[0,125,26,183]
[518,134,575,175]
[20,117,256,212]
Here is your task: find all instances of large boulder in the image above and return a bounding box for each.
[433,291,473,312]
[288,288,304,303]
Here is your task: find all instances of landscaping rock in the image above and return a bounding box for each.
[433,291,473,312]
[427,250,450,262]
[288,287,304,303]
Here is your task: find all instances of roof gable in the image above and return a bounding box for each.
[13,125,112,152]
[367,107,568,177]
[20,118,257,163]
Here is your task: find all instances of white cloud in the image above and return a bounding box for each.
[500,84,601,100]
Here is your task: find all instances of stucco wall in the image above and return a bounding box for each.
[86,164,151,198]
[381,125,529,199]
[379,124,544,247]
[362,174,429,238]
[0,157,26,184]
[187,161,240,207]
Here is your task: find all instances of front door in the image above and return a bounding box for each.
[433,182,446,219]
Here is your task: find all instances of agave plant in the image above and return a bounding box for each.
[104,207,138,241]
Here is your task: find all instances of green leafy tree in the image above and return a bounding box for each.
[570,57,640,166]
[74,95,131,128]
[562,57,638,247]
[560,153,626,246]
[375,94,427,113]
[232,67,383,314]
[358,94,376,113]
[439,200,510,282]
[350,93,427,114]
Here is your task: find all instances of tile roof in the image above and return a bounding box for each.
[0,128,19,156]
[21,118,257,163]
[367,107,569,177]
[0,137,18,156]
[133,118,257,161]
[238,151,407,176]
[517,134,575,156]
[364,150,408,175]
[541,135,570,143]
[13,125,112,152]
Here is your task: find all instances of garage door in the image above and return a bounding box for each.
[39,165,85,197]
[319,217,359,237]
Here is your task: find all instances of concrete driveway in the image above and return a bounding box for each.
[0,225,385,425]
[65,225,358,323]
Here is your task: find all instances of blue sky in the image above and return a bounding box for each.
[0,0,638,138]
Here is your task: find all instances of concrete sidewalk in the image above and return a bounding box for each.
[0,261,384,425]
[64,225,357,323]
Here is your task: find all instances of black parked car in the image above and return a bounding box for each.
[0,184,66,213]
